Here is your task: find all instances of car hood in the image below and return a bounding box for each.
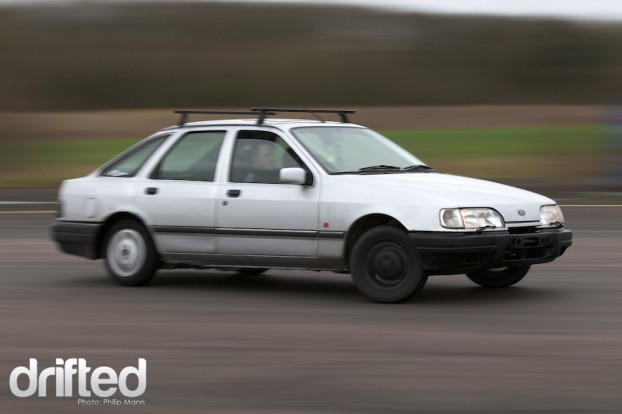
[328,172,555,224]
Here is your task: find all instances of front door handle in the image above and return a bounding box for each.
[145,187,158,195]
[227,189,241,198]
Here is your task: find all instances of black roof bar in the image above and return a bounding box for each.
[174,108,356,126]
[251,108,355,124]
[174,110,263,127]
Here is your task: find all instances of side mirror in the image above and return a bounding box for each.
[279,168,312,185]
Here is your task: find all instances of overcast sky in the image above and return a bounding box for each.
[2,0,622,22]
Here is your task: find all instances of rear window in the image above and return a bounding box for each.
[100,134,169,178]
[153,131,226,181]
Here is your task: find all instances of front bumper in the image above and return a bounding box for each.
[50,220,102,259]
[411,227,572,273]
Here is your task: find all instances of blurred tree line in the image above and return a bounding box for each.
[0,2,621,111]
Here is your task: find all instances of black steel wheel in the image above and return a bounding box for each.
[350,226,427,303]
[466,265,531,288]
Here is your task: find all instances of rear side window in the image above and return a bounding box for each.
[101,134,169,178]
[153,131,226,182]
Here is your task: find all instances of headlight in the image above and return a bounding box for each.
[440,208,505,230]
[540,205,564,226]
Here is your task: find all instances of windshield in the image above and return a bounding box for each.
[291,126,427,174]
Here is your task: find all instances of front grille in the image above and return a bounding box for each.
[508,226,538,234]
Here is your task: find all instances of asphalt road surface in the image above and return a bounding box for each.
[0,208,620,413]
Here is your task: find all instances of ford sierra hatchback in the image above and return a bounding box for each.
[51,108,572,303]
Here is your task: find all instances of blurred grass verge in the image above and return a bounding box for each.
[386,126,601,178]
[0,125,603,187]
[0,139,134,187]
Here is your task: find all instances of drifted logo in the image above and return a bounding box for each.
[9,358,146,398]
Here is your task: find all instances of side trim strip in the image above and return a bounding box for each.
[153,226,215,234]
[217,228,316,238]
[152,226,345,239]
[318,231,346,239]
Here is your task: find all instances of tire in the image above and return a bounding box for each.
[103,219,158,286]
[466,265,531,288]
[237,268,268,276]
[350,225,428,303]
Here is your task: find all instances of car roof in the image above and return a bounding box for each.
[174,118,360,128]
[163,118,366,131]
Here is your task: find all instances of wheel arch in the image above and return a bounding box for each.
[343,214,407,263]
[95,212,154,259]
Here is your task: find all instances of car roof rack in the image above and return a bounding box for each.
[174,110,267,127]
[251,107,355,125]
[174,108,355,127]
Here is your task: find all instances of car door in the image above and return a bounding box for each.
[133,129,228,255]
[216,129,320,257]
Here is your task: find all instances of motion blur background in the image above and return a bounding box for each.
[1,0,621,200]
[1,4,621,413]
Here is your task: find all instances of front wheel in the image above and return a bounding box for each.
[350,226,428,303]
[104,220,158,286]
[466,266,531,288]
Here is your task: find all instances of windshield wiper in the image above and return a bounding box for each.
[356,165,402,173]
[331,164,435,175]
[401,164,435,173]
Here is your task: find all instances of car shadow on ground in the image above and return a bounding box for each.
[62,269,560,305]
[417,281,559,306]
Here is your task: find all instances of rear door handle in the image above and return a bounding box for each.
[145,187,158,195]
[227,189,241,198]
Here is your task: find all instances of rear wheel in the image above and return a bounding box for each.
[104,220,158,286]
[350,226,427,303]
[466,266,530,288]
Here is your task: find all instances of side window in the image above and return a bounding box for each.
[101,134,169,178]
[229,131,304,184]
[153,131,226,181]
